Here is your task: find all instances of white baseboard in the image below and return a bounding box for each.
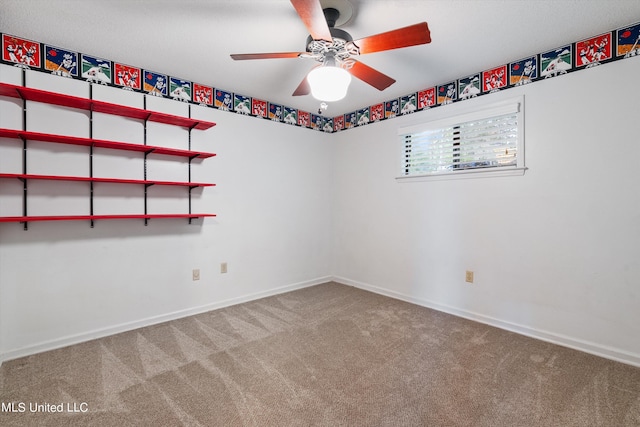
[0,276,331,366]
[333,276,640,368]
[4,275,638,369]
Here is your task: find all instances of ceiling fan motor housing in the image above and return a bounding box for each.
[305,8,357,66]
[305,27,353,51]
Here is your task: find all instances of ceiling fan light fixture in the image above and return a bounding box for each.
[230,0,431,101]
[307,64,352,102]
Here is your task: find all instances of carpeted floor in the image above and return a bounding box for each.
[1,282,639,426]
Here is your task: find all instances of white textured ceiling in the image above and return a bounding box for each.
[2,0,640,115]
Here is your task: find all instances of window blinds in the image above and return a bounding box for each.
[399,98,522,177]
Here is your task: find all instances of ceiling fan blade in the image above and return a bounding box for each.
[290,0,333,42]
[292,75,311,96]
[292,64,321,96]
[230,52,305,60]
[346,60,396,91]
[351,22,431,55]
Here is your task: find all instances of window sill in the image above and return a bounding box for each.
[396,167,527,182]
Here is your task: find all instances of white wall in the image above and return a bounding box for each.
[2,56,640,368]
[0,65,334,361]
[331,56,640,366]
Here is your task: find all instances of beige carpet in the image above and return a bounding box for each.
[1,282,639,426]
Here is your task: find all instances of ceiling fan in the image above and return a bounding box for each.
[230,0,431,101]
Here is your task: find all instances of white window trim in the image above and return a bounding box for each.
[396,95,526,181]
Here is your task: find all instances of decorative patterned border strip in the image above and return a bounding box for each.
[2,21,639,134]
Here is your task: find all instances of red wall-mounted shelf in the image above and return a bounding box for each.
[0,82,216,130]
[0,78,217,228]
[0,128,216,159]
[0,173,215,188]
[0,214,216,224]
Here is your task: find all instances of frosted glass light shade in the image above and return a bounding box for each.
[307,66,352,102]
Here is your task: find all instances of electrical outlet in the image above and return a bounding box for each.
[192,269,200,281]
[465,270,474,283]
[220,262,228,274]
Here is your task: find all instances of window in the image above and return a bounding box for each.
[397,96,525,180]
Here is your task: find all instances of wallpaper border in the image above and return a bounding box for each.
[2,20,639,133]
